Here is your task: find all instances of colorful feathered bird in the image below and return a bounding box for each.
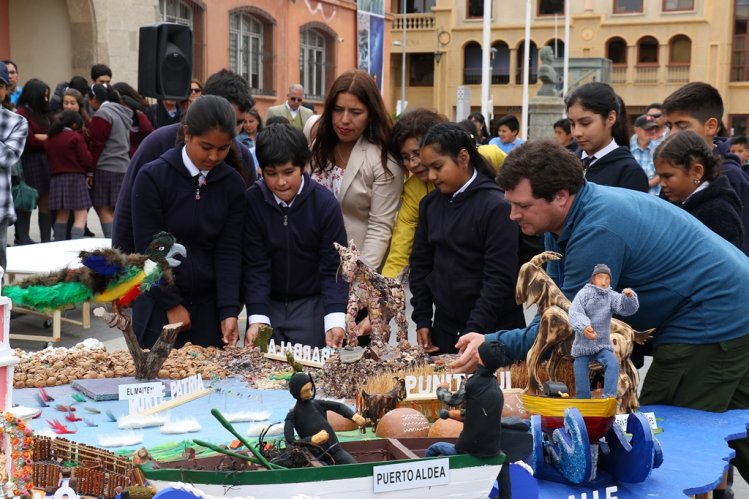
[4,231,186,311]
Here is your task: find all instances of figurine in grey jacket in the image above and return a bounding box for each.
[568,264,639,398]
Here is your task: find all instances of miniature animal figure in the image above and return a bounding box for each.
[359,377,407,431]
[334,240,410,352]
[4,231,186,311]
[517,252,654,412]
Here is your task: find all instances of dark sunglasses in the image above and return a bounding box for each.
[648,113,663,119]
[190,88,202,94]
[289,97,303,102]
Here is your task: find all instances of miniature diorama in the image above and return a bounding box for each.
[333,240,411,362]
[514,252,662,485]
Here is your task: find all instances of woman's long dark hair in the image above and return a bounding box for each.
[48,110,84,138]
[421,122,495,180]
[310,69,394,177]
[565,82,630,147]
[17,78,51,128]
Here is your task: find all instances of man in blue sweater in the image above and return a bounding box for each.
[450,140,749,482]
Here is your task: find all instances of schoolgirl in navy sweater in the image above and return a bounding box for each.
[565,82,648,193]
[243,124,348,349]
[409,123,525,355]
[44,111,93,240]
[131,95,245,349]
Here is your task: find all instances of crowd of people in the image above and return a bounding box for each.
[2,59,749,492]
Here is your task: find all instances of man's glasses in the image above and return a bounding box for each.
[190,88,202,94]
[648,113,663,119]
[289,97,303,102]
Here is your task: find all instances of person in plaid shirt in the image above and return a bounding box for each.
[0,62,28,270]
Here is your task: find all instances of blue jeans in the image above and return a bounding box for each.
[573,349,619,398]
[425,442,458,457]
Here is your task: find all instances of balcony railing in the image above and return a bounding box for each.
[635,66,659,83]
[611,66,627,84]
[667,65,690,83]
[392,13,436,31]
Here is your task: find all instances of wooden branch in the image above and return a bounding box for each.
[93,307,183,380]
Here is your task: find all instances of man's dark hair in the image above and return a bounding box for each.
[202,69,255,112]
[256,123,310,169]
[553,118,571,134]
[496,140,584,201]
[265,115,290,126]
[732,135,749,147]
[647,102,663,112]
[495,114,520,133]
[663,82,724,125]
[90,63,112,81]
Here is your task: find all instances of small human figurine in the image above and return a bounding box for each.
[284,372,366,465]
[568,264,639,399]
[425,341,506,458]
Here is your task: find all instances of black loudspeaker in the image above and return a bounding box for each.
[138,23,192,100]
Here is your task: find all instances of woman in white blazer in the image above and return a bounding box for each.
[310,69,402,270]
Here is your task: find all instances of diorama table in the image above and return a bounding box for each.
[5,238,111,344]
[12,379,749,499]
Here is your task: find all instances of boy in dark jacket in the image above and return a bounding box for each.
[243,124,348,349]
[426,341,506,458]
[663,81,749,255]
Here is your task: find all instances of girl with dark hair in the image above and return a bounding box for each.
[467,111,490,144]
[309,69,402,271]
[88,83,132,238]
[238,109,263,163]
[16,78,52,243]
[655,130,743,247]
[564,82,648,192]
[62,88,91,128]
[44,110,93,240]
[112,82,154,157]
[409,122,525,354]
[131,95,245,350]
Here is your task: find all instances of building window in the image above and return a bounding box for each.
[539,0,564,15]
[229,13,264,92]
[409,53,434,86]
[467,0,486,18]
[613,0,643,14]
[160,0,192,26]
[491,41,510,84]
[300,28,329,100]
[607,37,628,65]
[669,35,691,64]
[730,115,749,136]
[400,0,436,13]
[515,40,539,84]
[637,36,659,64]
[663,0,694,11]
[732,0,749,81]
[463,42,482,84]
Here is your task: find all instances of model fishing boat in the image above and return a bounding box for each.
[521,393,617,442]
[141,409,504,499]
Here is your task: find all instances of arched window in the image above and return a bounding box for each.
[491,41,510,84]
[300,27,334,100]
[607,37,627,65]
[637,36,659,64]
[463,42,482,84]
[229,13,263,91]
[515,40,538,84]
[669,35,691,65]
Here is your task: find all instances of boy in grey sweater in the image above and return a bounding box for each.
[568,264,639,398]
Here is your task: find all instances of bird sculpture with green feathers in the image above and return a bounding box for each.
[4,231,187,312]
